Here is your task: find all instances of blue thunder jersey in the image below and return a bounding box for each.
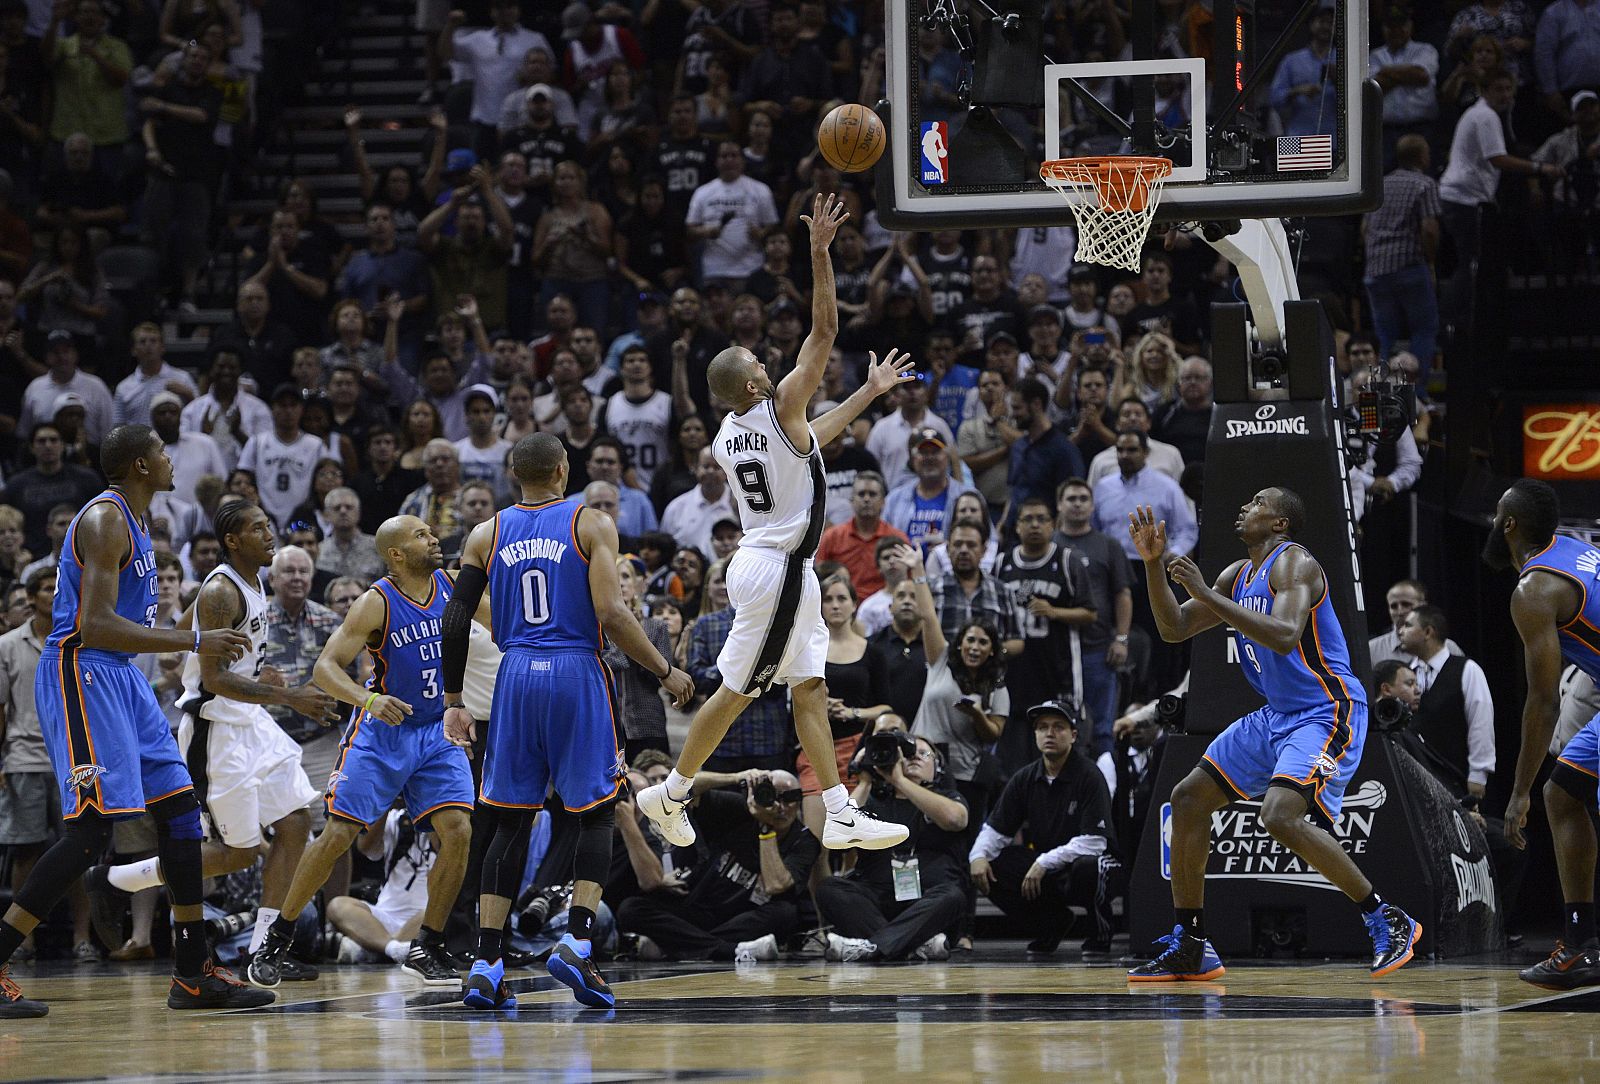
[366,569,453,725]
[487,498,602,653]
[48,490,160,661]
[1521,535,1600,682]
[1229,541,1362,713]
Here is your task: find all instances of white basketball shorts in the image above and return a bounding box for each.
[179,706,319,849]
[716,545,828,696]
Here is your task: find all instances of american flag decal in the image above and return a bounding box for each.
[1276,135,1333,171]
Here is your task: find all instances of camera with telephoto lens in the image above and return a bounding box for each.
[864,729,919,773]
[1374,696,1413,733]
[1355,362,1415,446]
[750,777,779,807]
[1155,694,1187,733]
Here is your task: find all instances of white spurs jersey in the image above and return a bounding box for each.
[177,562,271,727]
[605,388,673,488]
[713,398,827,556]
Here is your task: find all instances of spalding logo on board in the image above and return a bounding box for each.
[1224,403,1310,439]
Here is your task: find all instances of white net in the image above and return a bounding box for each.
[1041,158,1172,273]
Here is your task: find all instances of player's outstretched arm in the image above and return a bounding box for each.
[773,192,847,439]
[75,502,248,660]
[580,507,695,708]
[1170,544,1317,653]
[811,348,917,448]
[197,576,340,724]
[440,519,496,746]
[1504,575,1569,847]
[313,589,412,726]
[1128,506,1228,643]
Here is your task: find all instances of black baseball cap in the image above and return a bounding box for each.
[1067,263,1099,284]
[1027,700,1080,727]
[270,383,303,404]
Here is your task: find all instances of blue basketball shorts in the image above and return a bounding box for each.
[324,711,473,831]
[36,647,193,820]
[1552,711,1600,807]
[481,648,626,813]
[1200,699,1368,825]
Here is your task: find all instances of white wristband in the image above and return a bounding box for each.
[193,627,201,653]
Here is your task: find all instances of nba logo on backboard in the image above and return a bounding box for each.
[919,122,948,184]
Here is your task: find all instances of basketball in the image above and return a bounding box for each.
[817,103,886,173]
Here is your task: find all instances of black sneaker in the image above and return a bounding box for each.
[401,939,460,985]
[168,960,276,1009]
[83,864,131,951]
[500,946,541,971]
[1027,935,1062,954]
[1127,925,1226,982]
[246,927,292,989]
[279,955,320,982]
[1519,942,1600,991]
[1364,904,1421,978]
[0,966,48,1019]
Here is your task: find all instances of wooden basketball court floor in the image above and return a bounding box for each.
[4,947,1599,1083]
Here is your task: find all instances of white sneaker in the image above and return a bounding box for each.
[636,782,697,846]
[914,933,950,962]
[822,802,909,850]
[825,933,878,962]
[734,933,779,964]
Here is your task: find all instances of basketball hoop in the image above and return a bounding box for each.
[1041,157,1173,272]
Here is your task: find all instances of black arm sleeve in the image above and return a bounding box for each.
[441,563,488,696]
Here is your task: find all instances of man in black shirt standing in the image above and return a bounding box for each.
[970,701,1120,953]
[501,84,581,206]
[651,97,717,219]
[614,770,819,962]
[871,580,929,724]
[818,730,968,961]
[351,425,421,534]
[138,40,221,311]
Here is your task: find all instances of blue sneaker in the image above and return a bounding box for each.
[546,934,615,1008]
[1365,904,1421,977]
[1127,925,1226,982]
[463,958,516,1010]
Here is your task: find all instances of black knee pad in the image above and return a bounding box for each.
[482,809,534,901]
[14,815,114,917]
[574,804,615,887]
[149,789,203,839]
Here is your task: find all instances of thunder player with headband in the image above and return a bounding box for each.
[247,515,476,989]
[0,424,264,1020]
[1490,479,1600,990]
[1124,490,1420,982]
[440,432,694,1010]
[637,193,916,853]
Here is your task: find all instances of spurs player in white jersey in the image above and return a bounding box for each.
[84,500,343,964]
[638,194,917,851]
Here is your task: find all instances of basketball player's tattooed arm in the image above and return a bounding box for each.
[580,507,696,709]
[810,348,917,447]
[773,192,848,447]
[1128,505,1232,643]
[195,576,340,723]
[1171,545,1321,655]
[1504,572,1571,848]
[312,590,412,726]
[74,502,248,659]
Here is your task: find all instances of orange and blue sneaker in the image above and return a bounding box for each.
[463,957,517,1010]
[167,959,276,1009]
[1519,942,1600,990]
[1127,925,1226,982]
[0,965,48,1018]
[1365,904,1421,977]
[546,934,615,1008]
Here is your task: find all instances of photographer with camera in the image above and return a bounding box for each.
[970,700,1120,955]
[1097,677,1181,870]
[817,717,969,962]
[614,769,819,964]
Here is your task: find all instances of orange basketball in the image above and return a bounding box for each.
[817,103,886,173]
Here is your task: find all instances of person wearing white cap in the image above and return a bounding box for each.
[497,47,578,134]
[1532,90,1600,212]
[113,323,197,427]
[17,330,114,446]
[453,384,512,492]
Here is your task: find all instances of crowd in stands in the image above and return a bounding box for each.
[0,0,1595,965]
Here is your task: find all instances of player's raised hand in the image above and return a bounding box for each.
[799,191,848,248]
[1128,506,1169,563]
[1166,554,1206,597]
[369,694,413,727]
[863,348,917,397]
[284,683,341,727]
[660,666,695,709]
[443,704,476,747]
[198,628,250,662]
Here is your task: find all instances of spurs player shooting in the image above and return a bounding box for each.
[84,500,341,976]
[637,193,916,852]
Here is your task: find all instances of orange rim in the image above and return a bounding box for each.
[1040,156,1173,213]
